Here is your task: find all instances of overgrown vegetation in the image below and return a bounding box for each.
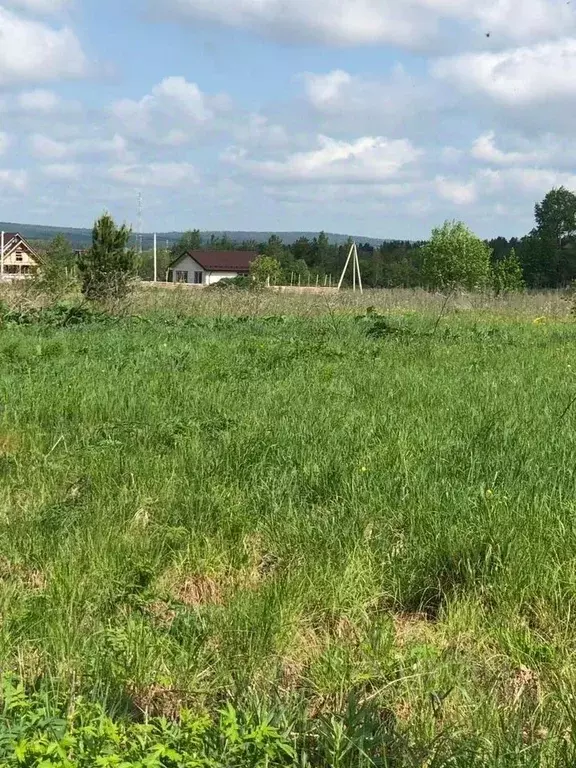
[0,289,576,763]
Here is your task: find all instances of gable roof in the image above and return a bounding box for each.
[1,232,43,264]
[169,250,258,272]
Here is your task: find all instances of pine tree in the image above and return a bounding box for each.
[78,213,136,300]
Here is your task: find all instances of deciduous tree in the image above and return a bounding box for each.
[492,248,525,295]
[249,255,282,285]
[421,220,492,291]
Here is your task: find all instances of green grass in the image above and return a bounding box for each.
[2,291,576,765]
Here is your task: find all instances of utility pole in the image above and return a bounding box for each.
[337,242,363,294]
[153,233,157,283]
[137,191,143,256]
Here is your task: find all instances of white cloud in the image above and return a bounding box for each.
[479,166,576,195]
[0,8,87,85]
[30,133,131,161]
[303,67,430,114]
[471,131,576,170]
[110,76,286,151]
[29,134,65,159]
[41,163,82,180]
[107,162,199,188]
[300,67,447,137]
[17,90,60,112]
[228,134,422,183]
[435,176,478,205]
[433,38,576,105]
[231,113,289,147]
[0,133,10,155]
[304,70,352,110]
[471,131,552,165]
[0,169,27,192]
[163,0,573,47]
[111,76,229,143]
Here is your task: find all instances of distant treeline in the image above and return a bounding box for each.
[28,186,576,290]
[135,188,576,289]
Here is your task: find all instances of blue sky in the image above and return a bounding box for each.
[1,0,576,239]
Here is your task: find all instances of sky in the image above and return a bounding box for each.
[1,0,576,239]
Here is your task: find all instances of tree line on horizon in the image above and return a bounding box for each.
[31,186,576,293]
[138,186,576,290]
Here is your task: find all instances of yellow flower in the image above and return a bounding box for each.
[361,466,368,473]
[533,317,546,325]
[485,489,493,498]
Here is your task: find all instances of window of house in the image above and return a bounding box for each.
[193,271,203,284]
[15,254,23,262]
[175,270,188,283]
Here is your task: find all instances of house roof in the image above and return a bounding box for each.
[169,250,258,272]
[1,232,43,263]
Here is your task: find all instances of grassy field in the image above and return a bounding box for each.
[2,287,576,765]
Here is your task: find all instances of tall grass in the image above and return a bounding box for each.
[1,291,576,763]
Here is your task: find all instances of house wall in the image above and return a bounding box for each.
[169,255,242,285]
[205,271,241,285]
[2,241,39,271]
[170,255,204,284]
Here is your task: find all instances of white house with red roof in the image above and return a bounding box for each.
[167,250,258,285]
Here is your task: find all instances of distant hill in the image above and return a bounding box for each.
[0,222,387,249]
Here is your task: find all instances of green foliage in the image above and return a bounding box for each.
[264,235,284,261]
[46,234,76,271]
[78,213,136,300]
[523,187,576,287]
[170,230,202,261]
[0,301,107,327]
[492,248,526,295]
[534,186,576,244]
[208,233,235,250]
[421,220,492,291]
[0,677,295,767]
[29,235,77,298]
[249,255,282,285]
